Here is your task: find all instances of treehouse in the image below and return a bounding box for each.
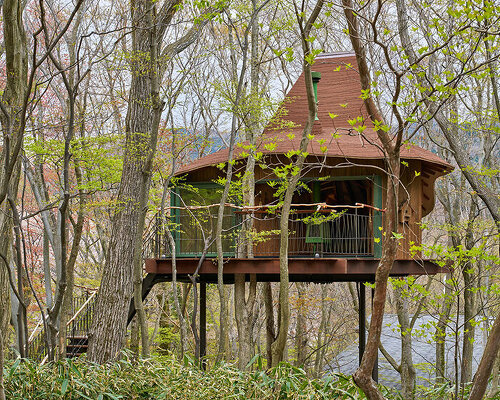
[145,52,452,282]
[141,52,452,371]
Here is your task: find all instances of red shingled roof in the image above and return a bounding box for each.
[178,52,452,175]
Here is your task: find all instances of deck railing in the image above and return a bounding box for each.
[146,207,375,259]
[27,291,96,361]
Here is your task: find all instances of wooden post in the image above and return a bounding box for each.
[358,282,366,365]
[200,281,207,370]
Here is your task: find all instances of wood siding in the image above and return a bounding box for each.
[177,155,435,260]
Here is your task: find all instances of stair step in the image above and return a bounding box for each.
[67,343,88,349]
[67,335,88,340]
[66,335,89,358]
[68,336,88,345]
[66,341,88,358]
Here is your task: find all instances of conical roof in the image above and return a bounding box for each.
[178,52,452,175]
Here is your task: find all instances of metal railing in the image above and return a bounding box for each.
[250,210,374,257]
[27,291,97,361]
[147,208,374,259]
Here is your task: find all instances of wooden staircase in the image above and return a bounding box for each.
[66,336,89,358]
[27,225,163,361]
[28,275,160,361]
[27,291,96,362]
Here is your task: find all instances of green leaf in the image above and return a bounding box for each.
[9,358,21,377]
[104,393,123,400]
[61,379,69,395]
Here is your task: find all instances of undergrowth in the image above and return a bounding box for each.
[3,353,385,400]
[3,353,490,399]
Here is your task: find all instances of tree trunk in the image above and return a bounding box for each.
[0,329,5,400]
[469,313,500,400]
[271,134,303,367]
[461,202,478,384]
[132,187,151,358]
[234,274,257,369]
[88,0,160,363]
[263,282,275,367]
[43,233,53,308]
[352,161,400,400]
[165,227,189,357]
[271,0,324,366]
[313,285,329,377]
[295,282,308,367]
[215,19,250,362]
[88,0,211,365]
[0,0,28,351]
[342,3,407,398]
[232,0,262,370]
[130,315,139,356]
[11,198,28,358]
[435,274,453,383]
[487,352,500,398]
[394,281,415,400]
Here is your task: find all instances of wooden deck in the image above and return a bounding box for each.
[139,256,447,373]
[145,257,446,283]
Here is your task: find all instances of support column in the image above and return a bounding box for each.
[200,281,207,370]
[358,282,366,365]
[371,285,378,383]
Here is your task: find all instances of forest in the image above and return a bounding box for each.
[0,0,499,399]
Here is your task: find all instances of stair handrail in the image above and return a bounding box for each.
[28,291,98,362]
[66,291,97,326]
[28,314,48,343]
[42,292,97,363]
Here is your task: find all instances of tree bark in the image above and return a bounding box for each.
[0,0,28,348]
[271,0,324,367]
[215,16,253,361]
[0,329,5,400]
[165,227,189,356]
[88,0,210,363]
[394,282,415,400]
[58,164,86,359]
[295,282,308,367]
[487,352,500,398]
[435,274,453,383]
[342,1,404,398]
[263,282,275,366]
[313,284,329,378]
[469,313,500,400]
[461,202,478,384]
[130,315,139,356]
[233,0,262,370]
[234,274,257,369]
[88,0,162,363]
[10,198,28,357]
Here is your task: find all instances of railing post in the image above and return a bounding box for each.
[355,209,359,255]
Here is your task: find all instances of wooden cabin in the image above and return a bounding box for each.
[145,52,452,281]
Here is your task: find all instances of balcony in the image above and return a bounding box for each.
[146,207,377,260]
